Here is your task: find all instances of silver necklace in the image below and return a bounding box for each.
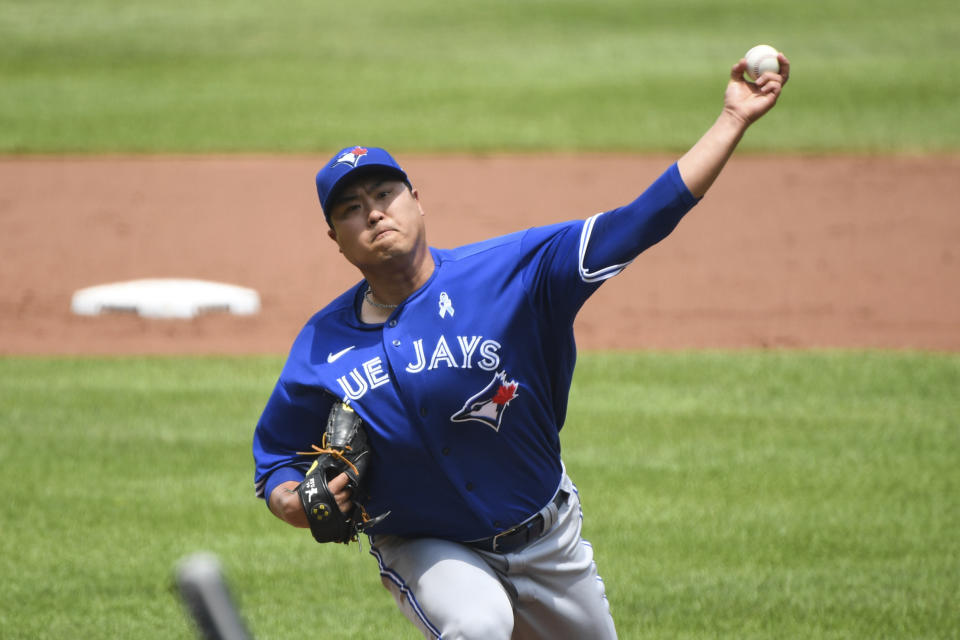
[365,286,399,309]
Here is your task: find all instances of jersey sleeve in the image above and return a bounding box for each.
[252,296,359,503]
[579,162,699,282]
[252,376,335,502]
[520,162,699,319]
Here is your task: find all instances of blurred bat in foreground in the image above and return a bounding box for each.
[175,552,253,640]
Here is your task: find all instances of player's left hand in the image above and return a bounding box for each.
[724,53,790,124]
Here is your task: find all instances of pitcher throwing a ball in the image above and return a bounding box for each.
[253,50,789,639]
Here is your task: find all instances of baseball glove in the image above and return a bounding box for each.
[296,400,388,544]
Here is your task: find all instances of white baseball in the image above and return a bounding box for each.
[744,44,780,82]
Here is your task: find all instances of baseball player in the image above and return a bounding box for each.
[253,54,789,638]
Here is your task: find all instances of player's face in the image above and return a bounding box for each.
[326,175,427,270]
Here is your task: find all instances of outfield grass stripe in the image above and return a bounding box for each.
[2,1,958,152]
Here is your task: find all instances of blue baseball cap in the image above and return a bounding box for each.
[315,146,410,222]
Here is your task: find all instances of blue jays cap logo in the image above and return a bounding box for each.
[451,371,519,432]
[334,146,368,169]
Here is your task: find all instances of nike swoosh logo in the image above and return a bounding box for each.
[327,346,356,363]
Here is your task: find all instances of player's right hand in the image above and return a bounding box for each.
[327,471,355,515]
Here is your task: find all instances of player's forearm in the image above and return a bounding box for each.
[268,481,309,528]
[676,109,750,199]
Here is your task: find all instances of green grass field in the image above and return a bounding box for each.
[1,353,957,638]
[2,0,958,153]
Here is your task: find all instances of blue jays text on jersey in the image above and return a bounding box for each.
[253,163,699,541]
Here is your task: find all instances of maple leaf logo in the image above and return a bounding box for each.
[492,382,518,406]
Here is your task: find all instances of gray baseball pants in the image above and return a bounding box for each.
[369,473,617,639]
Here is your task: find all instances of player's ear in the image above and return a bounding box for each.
[411,188,425,216]
[327,227,340,249]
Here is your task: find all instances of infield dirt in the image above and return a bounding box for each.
[1,154,957,354]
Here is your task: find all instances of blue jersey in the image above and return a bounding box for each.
[253,163,698,541]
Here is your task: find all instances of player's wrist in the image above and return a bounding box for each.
[269,481,309,527]
[718,106,752,132]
